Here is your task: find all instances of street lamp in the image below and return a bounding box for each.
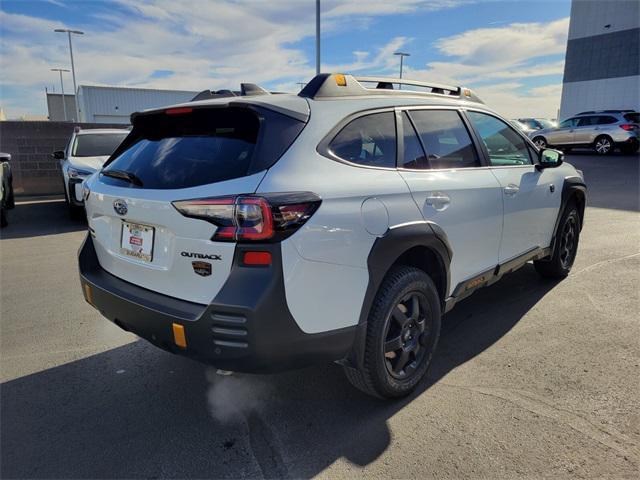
[54,28,84,121]
[315,0,321,76]
[394,52,410,89]
[51,68,70,121]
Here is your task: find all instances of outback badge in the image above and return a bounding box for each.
[192,261,212,277]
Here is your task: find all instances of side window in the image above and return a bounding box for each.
[597,115,617,125]
[467,111,533,166]
[559,118,576,128]
[577,116,596,127]
[408,110,479,169]
[329,112,396,168]
[401,112,428,169]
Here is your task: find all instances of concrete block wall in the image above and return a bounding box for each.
[0,121,124,196]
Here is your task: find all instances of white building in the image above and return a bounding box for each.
[76,85,199,124]
[559,0,640,120]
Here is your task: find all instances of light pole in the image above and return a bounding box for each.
[54,28,84,121]
[315,0,321,76]
[51,68,70,121]
[394,52,410,89]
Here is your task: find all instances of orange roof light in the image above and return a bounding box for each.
[335,74,347,87]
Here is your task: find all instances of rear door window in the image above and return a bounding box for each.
[328,112,396,168]
[596,116,617,125]
[408,110,479,169]
[623,112,639,123]
[401,112,429,169]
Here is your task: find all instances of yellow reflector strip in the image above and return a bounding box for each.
[172,323,187,348]
[335,74,347,86]
[83,283,93,306]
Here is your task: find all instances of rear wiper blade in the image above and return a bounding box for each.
[101,169,143,186]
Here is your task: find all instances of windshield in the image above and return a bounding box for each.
[72,132,128,157]
[536,119,556,129]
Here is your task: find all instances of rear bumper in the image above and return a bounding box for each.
[78,234,356,373]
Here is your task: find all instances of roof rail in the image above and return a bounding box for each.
[299,73,483,103]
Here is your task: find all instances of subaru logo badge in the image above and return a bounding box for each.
[113,199,128,216]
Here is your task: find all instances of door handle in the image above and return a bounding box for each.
[504,184,519,196]
[425,192,451,211]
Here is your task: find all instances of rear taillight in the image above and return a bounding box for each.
[172,193,321,242]
[619,124,638,131]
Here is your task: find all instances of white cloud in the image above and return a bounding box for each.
[0,1,566,119]
[401,17,570,117]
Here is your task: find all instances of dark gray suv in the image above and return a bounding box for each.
[530,111,639,155]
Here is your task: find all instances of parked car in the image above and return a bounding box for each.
[511,119,536,134]
[530,111,639,155]
[1,152,15,228]
[54,128,129,218]
[516,118,557,131]
[78,73,586,398]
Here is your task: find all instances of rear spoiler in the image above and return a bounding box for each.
[190,83,272,101]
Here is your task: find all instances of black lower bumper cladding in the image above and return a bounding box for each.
[78,234,355,373]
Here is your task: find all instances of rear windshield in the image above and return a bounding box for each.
[624,113,639,123]
[102,107,303,189]
[72,132,128,157]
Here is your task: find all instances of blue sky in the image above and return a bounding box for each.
[0,0,571,118]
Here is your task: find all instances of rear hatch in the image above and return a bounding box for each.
[84,103,306,304]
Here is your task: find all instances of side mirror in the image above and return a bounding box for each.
[536,148,563,170]
[52,150,65,160]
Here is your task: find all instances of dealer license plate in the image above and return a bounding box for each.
[120,221,154,262]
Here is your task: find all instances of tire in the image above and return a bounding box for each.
[593,135,614,155]
[68,203,84,220]
[0,207,7,228]
[534,202,581,278]
[620,141,639,155]
[532,136,547,149]
[343,266,442,399]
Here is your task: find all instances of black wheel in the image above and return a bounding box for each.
[532,136,547,149]
[534,203,581,278]
[343,266,441,398]
[593,135,614,155]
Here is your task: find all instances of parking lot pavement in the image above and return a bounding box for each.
[1,153,638,479]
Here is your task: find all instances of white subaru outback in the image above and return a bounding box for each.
[79,74,586,398]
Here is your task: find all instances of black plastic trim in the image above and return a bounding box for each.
[343,222,451,369]
[78,234,356,373]
[67,178,85,207]
[444,245,551,312]
[544,176,587,259]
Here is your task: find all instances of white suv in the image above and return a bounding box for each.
[54,128,128,217]
[79,74,586,398]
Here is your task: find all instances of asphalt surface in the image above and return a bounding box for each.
[1,152,639,479]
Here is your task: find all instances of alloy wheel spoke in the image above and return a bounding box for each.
[393,349,410,374]
[392,306,410,328]
[385,335,403,353]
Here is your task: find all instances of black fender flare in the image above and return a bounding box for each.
[343,221,452,369]
[548,176,587,257]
